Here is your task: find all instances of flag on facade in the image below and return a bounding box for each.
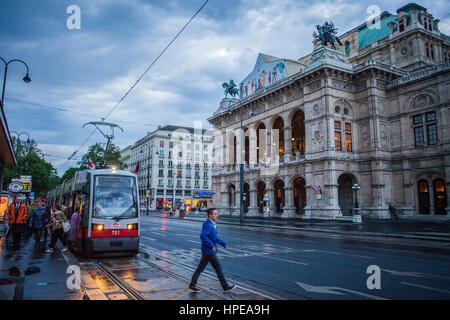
[135,161,140,173]
[308,185,323,194]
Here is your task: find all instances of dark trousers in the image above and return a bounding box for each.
[11,224,25,247]
[190,254,228,289]
[49,228,67,249]
[32,228,42,243]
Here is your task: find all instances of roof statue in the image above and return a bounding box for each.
[313,21,343,50]
[222,79,239,99]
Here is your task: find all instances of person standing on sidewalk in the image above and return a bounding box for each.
[189,208,235,292]
[45,204,68,253]
[6,196,28,248]
[29,202,46,245]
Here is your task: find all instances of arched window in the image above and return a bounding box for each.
[256,123,266,164]
[272,117,284,158]
[291,110,305,156]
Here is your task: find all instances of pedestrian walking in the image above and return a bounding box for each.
[189,208,235,292]
[69,206,79,247]
[42,201,51,241]
[29,202,46,245]
[6,196,28,248]
[45,204,68,253]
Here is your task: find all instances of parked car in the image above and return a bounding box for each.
[161,208,172,214]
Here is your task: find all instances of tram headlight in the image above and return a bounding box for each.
[127,223,138,231]
[93,224,104,231]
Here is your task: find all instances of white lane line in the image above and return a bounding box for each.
[401,282,450,294]
[140,236,157,241]
[259,254,308,266]
[299,249,373,259]
[382,269,450,281]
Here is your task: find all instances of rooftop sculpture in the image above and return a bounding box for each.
[313,21,343,50]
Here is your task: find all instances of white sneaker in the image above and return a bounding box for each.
[62,247,68,252]
[45,248,54,253]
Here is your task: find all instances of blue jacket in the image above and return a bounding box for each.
[30,208,46,229]
[200,219,226,255]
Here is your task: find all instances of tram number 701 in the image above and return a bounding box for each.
[112,230,120,236]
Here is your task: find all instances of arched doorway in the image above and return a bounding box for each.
[434,179,447,215]
[272,117,284,158]
[256,181,266,213]
[338,174,354,216]
[228,184,235,208]
[273,179,285,213]
[294,177,306,214]
[417,179,430,214]
[256,123,266,164]
[243,183,250,213]
[291,110,305,156]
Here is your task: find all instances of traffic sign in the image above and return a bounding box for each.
[8,182,23,193]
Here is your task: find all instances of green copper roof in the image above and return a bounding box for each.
[358,14,397,49]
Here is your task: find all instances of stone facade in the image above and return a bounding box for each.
[130,125,214,211]
[208,3,450,220]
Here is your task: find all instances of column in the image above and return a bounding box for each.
[247,188,259,216]
[281,187,296,218]
[249,128,257,167]
[266,130,272,166]
[284,126,293,163]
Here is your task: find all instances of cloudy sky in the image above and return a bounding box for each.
[1,0,449,176]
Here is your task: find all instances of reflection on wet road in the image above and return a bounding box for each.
[138,215,450,300]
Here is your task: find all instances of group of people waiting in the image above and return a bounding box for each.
[4,195,79,253]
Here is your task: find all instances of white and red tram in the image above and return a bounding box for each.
[48,168,140,257]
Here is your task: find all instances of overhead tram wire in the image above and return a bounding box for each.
[67,0,211,161]
[6,97,160,127]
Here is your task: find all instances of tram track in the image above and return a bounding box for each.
[86,255,234,300]
[91,260,146,300]
[134,254,233,300]
[139,246,278,300]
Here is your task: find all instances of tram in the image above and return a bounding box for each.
[47,168,139,257]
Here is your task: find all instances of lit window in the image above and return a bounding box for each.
[334,121,342,151]
[335,132,342,151]
[345,122,352,152]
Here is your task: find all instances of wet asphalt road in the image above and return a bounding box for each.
[138,215,450,300]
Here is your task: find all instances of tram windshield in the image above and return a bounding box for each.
[93,175,138,219]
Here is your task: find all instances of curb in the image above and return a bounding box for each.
[147,214,450,243]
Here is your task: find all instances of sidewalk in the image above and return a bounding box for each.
[0,225,83,300]
[149,211,450,242]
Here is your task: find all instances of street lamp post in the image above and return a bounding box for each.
[222,80,253,224]
[0,57,31,108]
[10,131,30,179]
[352,183,362,223]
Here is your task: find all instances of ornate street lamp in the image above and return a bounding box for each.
[1,57,31,108]
[222,79,253,224]
[352,183,362,223]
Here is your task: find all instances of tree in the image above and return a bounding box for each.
[2,140,59,198]
[61,167,79,182]
[78,143,127,170]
